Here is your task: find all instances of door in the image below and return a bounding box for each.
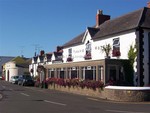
[7,70,9,81]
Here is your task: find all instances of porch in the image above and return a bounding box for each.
[44,59,132,85]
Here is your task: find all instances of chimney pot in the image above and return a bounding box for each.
[97,10,103,15]
[96,10,110,27]
[40,50,45,56]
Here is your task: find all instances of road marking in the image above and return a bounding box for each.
[2,86,6,88]
[106,109,148,113]
[9,88,13,91]
[20,93,30,97]
[0,94,2,99]
[44,100,66,106]
[87,97,99,101]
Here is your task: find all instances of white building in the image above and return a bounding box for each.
[3,56,31,81]
[30,5,150,86]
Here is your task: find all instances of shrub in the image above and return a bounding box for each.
[46,78,104,90]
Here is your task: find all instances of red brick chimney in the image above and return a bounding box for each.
[40,50,45,56]
[147,2,150,8]
[96,10,110,27]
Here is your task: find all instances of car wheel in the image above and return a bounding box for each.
[18,82,21,85]
[22,82,24,86]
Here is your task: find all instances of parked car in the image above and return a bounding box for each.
[0,75,2,80]
[10,75,19,84]
[0,75,5,80]
[18,75,34,86]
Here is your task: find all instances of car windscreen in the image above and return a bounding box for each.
[14,76,19,79]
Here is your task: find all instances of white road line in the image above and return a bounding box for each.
[2,86,6,88]
[44,100,66,106]
[106,109,148,113]
[9,88,13,91]
[0,94,2,99]
[20,93,30,97]
[87,97,99,101]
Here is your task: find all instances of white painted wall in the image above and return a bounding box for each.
[63,30,136,63]
[63,44,85,62]
[93,31,136,60]
[63,30,93,63]
[29,63,38,77]
[5,61,18,81]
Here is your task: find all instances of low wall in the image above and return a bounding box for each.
[48,84,150,102]
[103,86,150,102]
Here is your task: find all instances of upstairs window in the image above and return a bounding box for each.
[67,48,73,62]
[112,38,121,57]
[68,48,72,57]
[84,41,92,60]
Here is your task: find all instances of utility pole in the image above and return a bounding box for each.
[32,44,42,56]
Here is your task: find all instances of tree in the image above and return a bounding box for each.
[128,44,137,66]
[101,44,112,58]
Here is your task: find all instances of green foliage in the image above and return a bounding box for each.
[125,44,137,86]
[121,60,134,86]
[101,44,112,57]
[128,44,137,66]
[12,56,26,64]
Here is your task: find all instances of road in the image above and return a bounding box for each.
[0,80,150,113]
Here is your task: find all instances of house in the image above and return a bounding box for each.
[0,56,15,77]
[3,56,31,81]
[29,50,52,78]
[31,3,150,86]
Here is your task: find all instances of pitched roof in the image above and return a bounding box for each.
[62,7,150,47]
[11,56,26,64]
[87,27,99,37]
[62,32,85,48]
[93,7,150,39]
[140,8,150,28]
[11,56,30,68]
[33,56,38,63]
[39,55,44,62]
[45,53,52,62]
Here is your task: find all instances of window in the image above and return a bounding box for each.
[113,38,120,47]
[68,48,72,57]
[84,41,92,59]
[68,67,79,79]
[112,38,121,57]
[48,69,55,78]
[67,48,73,62]
[81,66,96,80]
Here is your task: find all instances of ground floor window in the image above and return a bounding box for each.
[98,65,103,81]
[81,66,96,80]
[48,69,55,78]
[68,67,79,79]
[56,68,65,79]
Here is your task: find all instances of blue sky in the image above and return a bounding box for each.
[0,0,149,58]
